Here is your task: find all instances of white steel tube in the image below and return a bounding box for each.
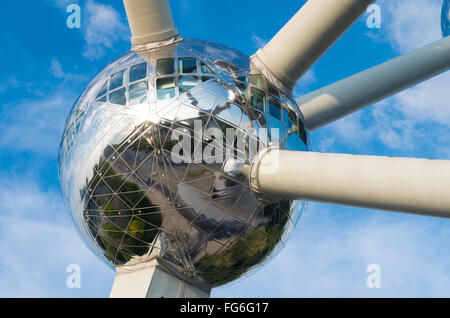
[252,0,374,88]
[297,37,450,131]
[251,149,450,218]
[123,0,178,48]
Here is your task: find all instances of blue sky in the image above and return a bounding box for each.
[0,0,449,297]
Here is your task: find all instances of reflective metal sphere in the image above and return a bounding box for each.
[443,0,450,37]
[58,39,311,289]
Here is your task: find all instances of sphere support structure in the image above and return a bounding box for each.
[59,0,450,298]
[110,260,211,298]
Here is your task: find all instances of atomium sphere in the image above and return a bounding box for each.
[443,0,450,37]
[58,38,311,289]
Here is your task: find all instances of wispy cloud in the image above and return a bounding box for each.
[314,0,450,157]
[251,32,267,50]
[48,0,130,60]
[214,204,450,297]
[0,177,114,297]
[81,0,129,59]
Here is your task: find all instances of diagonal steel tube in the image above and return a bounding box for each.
[252,0,374,89]
[297,37,450,131]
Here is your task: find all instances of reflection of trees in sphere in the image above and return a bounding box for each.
[58,39,310,289]
[443,0,450,37]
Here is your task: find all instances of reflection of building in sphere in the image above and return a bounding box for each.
[443,0,450,37]
[58,39,310,289]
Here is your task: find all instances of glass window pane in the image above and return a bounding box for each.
[179,76,198,94]
[179,57,197,74]
[110,70,126,91]
[109,88,127,106]
[235,81,247,96]
[156,77,175,100]
[201,76,214,82]
[299,121,308,145]
[250,87,266,112]
[130,62,147,83]
[200,62,214,74]
[269,97,282,121]
[268,84,280,99]
[156,58,174,75]
[97,81,108,99]
[250,75,266,91]
[287,109,298,132]
[98,96,107,103]
[129,81,148,106]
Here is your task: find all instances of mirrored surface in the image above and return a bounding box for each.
[58,38,311,289]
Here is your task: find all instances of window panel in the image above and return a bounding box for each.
[156,77,176,100]
[129,81,148,106]
[201,76,214,83]
[97,81,108,99]
[250,75,266,91]
[110,70,126,91]
[156,58,174,76]
[200,62,214,74]
[287,109,298,132]
[179,57,197,74]
[250,87,266,112]
[130,62,147,83]
[299,121,308,145]
[179,76,198,94]
[268,84,280,99]
[268,97,282,121]
[110,88,127,106]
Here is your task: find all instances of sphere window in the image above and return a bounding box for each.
[250,75,266,91]
[129,62,147,83]
[298,121,308,145]
[157,77,176,100]
[110,70,126,91]
[179,57,197,74]
[157,58,175,76]
[268,97,282,121]
[129,81,148,106]
[109,87,127,106]
[250,87,266,112]
[179,76,198,94]
[286,109,298,133]
[97,81,108,100]
[200,62,214,74]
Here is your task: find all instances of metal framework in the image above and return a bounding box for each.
[66,0,450,298]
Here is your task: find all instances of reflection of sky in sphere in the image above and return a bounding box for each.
[443,0,450,37]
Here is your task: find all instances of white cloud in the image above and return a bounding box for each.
[314,0,450,157]
[214,204,450,297]
[380,0,442,52]
[251,32,267,50]
[0,88,72,156]
[49,57,65,79]
[0,177,114,297]
[48,0,130,60]
[81,0,130,60]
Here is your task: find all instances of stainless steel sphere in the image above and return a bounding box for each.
[58,39,311,289]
